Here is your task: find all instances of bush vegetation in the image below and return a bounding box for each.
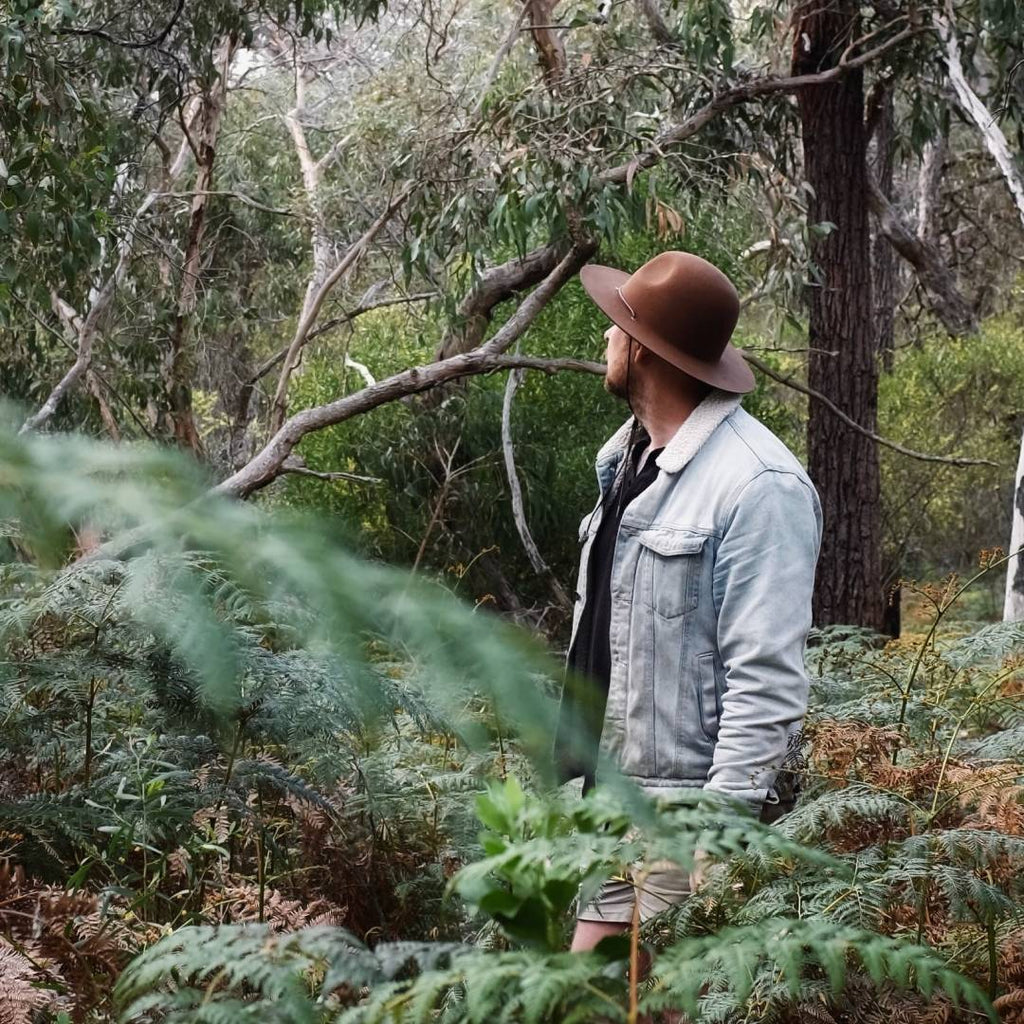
[2,420,1024,1022]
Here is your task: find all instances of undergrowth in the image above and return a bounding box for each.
[0,423,1022,1022]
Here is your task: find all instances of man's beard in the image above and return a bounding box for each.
[604,369,629,401]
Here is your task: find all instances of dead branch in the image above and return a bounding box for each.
[936,9,1024,229]
[743,351,996,467]
[501,346,572,609]
[216,239,596,498]
[267,185,414,433]
[866,176,978,336]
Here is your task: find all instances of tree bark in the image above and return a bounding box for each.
[162,40,235,452]
[524,0,566,89]
[866,178,979,337]
[1005,428,1024,621]
[868,86,896,371]
[793,0,884,630]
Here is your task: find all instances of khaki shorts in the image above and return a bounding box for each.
[576,859,691,924]
[576,794,796,924]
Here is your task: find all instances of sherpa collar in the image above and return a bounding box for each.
[595,390,742,475]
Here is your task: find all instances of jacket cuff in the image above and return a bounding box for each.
[701,781,773,815]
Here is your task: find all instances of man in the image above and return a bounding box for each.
[554,250,822,952]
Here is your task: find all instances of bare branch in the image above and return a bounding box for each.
[241,291,436,397]
[435,241,567,360]
[267,185,414,433]
[217,239,597,498]
[152,190,294,216]
[281,464,383,485]
[743,351,996,467]
[936,10,1024,229]
[501,347,572,609]
[866,176,978,336]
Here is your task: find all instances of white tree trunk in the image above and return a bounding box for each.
[936,13,1024,229]
[1005,428,1024,621]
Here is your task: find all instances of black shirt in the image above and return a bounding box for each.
[559,423,664,789]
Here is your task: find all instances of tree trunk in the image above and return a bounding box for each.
[868,86,896,371]
[1005,428,1024,621]
[793,1,884,630]
[162,39,235,452]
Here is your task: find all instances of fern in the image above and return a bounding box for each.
[644,918,995,1021]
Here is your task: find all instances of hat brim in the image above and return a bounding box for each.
[579,263,756,395]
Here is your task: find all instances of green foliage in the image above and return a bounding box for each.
[878,320,1024,578]
[3,408,1023,1022]
[115,783,998,1022]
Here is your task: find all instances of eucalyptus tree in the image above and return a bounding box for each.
[6,0,1024,632]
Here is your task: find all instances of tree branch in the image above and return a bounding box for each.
[866,176,978,336]
[267,185,414,433]
[936,10,1024,229]
[435,240,567,360]
[242,292,436,392]
[56,0,186,49]
[217,239,596,498]
[152,190,294,216]
[501,346,572,609]
[743,351,996,467]
[599,20,922,186]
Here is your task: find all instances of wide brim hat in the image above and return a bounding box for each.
[579,251,755,394]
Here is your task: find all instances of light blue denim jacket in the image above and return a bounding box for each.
[568,391,823,810]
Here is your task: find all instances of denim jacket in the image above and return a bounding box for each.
[563,391,822,810]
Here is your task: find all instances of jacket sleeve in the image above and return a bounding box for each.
[705,469,822,811]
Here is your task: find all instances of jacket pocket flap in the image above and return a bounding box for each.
[636,530,707,557]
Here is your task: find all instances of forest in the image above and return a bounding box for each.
[2,0,1024,1020]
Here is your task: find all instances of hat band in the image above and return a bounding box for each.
[616,286,638,321]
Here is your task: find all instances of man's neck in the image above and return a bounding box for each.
[634,385,712,449]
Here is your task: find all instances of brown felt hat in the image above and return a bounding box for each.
[579,250,754,394]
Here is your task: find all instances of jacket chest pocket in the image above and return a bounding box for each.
[636,529,706,619]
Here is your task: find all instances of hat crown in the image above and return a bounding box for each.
[619,251,739,362]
